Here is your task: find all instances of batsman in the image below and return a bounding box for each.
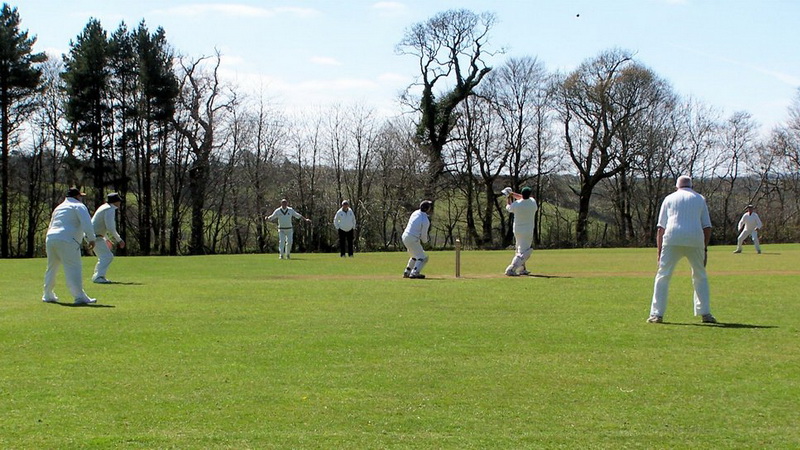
[503,186,538,276]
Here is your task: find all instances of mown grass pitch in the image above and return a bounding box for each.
[2,245,799,448]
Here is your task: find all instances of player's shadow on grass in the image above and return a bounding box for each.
[49,301,115,308]
[97,281,143,285]
[526,273,573,279]
[669,322,776,329]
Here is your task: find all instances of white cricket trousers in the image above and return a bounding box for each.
[92,237,114,280]
[736,229,760,253]
[44,238,90,301]
[278,228,294,257]
[508,228,534,271]
[650,245,711,317]
[402,233,427,274]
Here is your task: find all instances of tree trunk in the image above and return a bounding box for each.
[576,183,594,245]
[1,95,9,258]
[188,161,208,255]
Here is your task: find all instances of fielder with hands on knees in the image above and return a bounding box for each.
[734,204,762,254]
[266,198,311,259]
[91,192,126,283]
[503,186,538,276]
[42,187,98,305]
[648,175,716,324]
[402,200,432,279]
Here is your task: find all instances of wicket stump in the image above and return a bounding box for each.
[455,239,461,278]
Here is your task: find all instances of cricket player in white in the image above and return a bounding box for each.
[43,187,97,304]
[504,187,538,276]
[402,200,432,279]
[266,198,311,259]
[91,192,126,283]
[648,176,716,324]
[734,204,762,254]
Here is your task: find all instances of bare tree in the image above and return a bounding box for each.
[340,103,378,251]
[557,49,670,245]
[372,117,426,250]
[623,97,680,245]
[286,112,322,251]
[449,94,508,247]
[763,120,800,242]
[609,76,677,245]
[245,93,286,253]
[483,56,558,246]
[173,52,233,255]
[397,9,498,198]
[673,98,722,179]
[711,111,758,242]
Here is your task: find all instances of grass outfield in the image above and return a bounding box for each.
[1,244,799,448]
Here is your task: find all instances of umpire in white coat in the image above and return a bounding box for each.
[333,200,356,257]
[266,198,311,259]
[43,187,97,304]
[91,192,126,283]
[648,176,716,324]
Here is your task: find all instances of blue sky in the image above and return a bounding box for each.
[17,0,800,133]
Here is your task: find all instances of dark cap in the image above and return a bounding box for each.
[66,187,85,198]
[419,200,433,212]
[107,193,123,204]
[745,204,754,210]
[521,187,532,197]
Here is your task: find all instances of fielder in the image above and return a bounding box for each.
[266,198,311,259]
[734,204,762,254]
[648,176,716,324]
[91,192,126,283]
[42,187,97,305]
[504,187,538,276]
[402,200,432,279]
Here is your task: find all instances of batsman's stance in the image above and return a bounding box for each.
[402,200,432,279]
[504,187,538,276]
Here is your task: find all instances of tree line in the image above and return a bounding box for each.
[2,6,799,258]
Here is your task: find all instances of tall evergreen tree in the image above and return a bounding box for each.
[62,18,110,204]
[133,22,178,255]
[0,4,46,257]
[107,22,137,253]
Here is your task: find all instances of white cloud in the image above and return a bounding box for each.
[43,47,68,59]
[220,53,246,68]
[372,2,409,17]
[713,55,800,87]
[377,72,410,83]
[749,66,800,87]
[273,6,321,19]
[298,78,381,92]
[310,56,342,66]
[674,44,800,87]
[153,4,319,19]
